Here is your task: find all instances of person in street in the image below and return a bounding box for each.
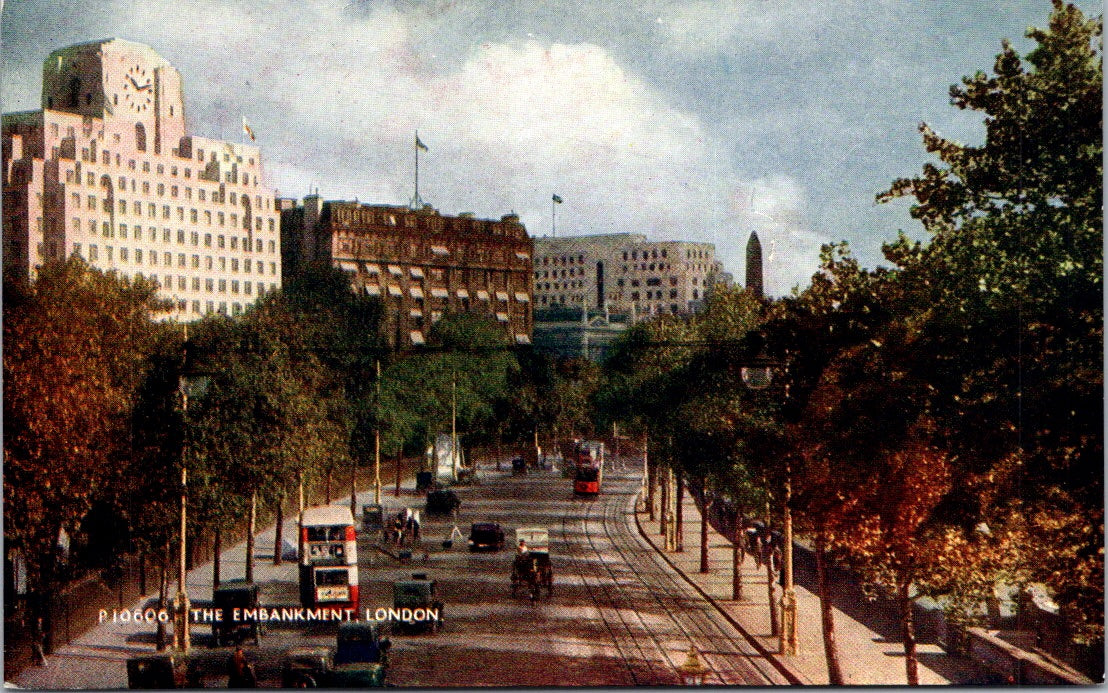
[393,514,405,547]
[227,647,257,688]
[31,616,47,666]
[517,539,528,556]
[411,509,421,541]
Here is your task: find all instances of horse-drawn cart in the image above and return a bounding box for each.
[510,528,552,601]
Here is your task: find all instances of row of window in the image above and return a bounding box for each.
[538,281,583,291]
[366,283,527,303]
[65,168,273,214]
[622,248,669,261]
[70,140,259,181]
[540,254,586,266]
[75,219,276,254]
[67,169,269,208]
[535,268,584,279]
[69,259,277,299]
[73,242,277,275]
[170,299,250,317]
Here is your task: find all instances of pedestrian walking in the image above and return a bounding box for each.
[31,616,47,666]
[411,510,422,541]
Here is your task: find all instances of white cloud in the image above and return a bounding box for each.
[656,0,861,55]
[4,0,830,294]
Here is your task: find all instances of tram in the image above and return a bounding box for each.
[572,441,605,495]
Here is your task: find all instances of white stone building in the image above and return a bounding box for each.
[532,233,724,317]
[2,38,282,318]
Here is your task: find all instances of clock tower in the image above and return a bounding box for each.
[42,38,186,154]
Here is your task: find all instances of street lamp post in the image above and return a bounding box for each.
[740,355,798,654]
[176,372,209,652]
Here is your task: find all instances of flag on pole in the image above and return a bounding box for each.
[242,116,256,142]
[552,194,563,204]
[416,134,429,151]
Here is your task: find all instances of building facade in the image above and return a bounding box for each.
[2,39,282,318]
[532,233,724,318]
[281,197,534,347]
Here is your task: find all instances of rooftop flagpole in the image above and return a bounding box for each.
[552,193,563,237]
[413,132,429,209]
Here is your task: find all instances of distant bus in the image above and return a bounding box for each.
[299,506,359,611]
[573,441,605,495]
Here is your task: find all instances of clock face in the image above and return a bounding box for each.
[121,64,153,113]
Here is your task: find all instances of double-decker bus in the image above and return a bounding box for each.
[572,441,605,495]
[299,506,359,611]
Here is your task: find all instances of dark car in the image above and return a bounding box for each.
[212,580,261,647]
[467,523,505,551]
[425,489,461,515]
[335,621,390,667]
[126,653,200,689]
[393,574,444,635]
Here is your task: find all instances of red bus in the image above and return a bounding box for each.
[299,506,359,611]
[572,441,605,495]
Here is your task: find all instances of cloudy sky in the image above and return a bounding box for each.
[3,0,1093,295]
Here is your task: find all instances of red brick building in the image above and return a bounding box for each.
[281,196,533,347]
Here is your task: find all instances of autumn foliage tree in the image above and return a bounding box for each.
[3,258,168,649]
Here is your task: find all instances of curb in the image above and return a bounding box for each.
[630,491,808,686]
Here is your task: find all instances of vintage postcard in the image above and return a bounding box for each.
[3,0,1102,688]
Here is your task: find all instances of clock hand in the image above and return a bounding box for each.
[137,82,152,92]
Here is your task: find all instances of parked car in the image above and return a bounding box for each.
[467,522,506,551]
[425,489,461,515]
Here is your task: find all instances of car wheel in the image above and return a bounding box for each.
[294,674,317,688]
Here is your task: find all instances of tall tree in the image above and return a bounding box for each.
[3,258,168,650]
[878,0,1103,644]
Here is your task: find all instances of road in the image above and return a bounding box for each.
[357,463,787,686]
[13,461,788,687]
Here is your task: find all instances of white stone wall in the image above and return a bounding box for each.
[5,39,281,320]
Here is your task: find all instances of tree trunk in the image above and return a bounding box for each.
[699,479,709,572]
[139,550,147,596]
[325,469,333,504]
[899,578,920,685]
[645,440,655,522]
[732,507,744,600]
[273,498,284,566]
[156,541,169,651]
[245,492,257,583]
[675,473,685,552]
[659,468,669,538]
[395,455,402,497]
[815,532,845,685]
[350,461,358,516]
[213,527,222,588]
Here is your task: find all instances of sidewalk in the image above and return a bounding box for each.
[635,488,990,686]
[10,461,450,689]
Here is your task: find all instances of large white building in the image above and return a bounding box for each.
[2,38,282,318]
[533,233,724,317]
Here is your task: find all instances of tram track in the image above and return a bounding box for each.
[567,471,788,685]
